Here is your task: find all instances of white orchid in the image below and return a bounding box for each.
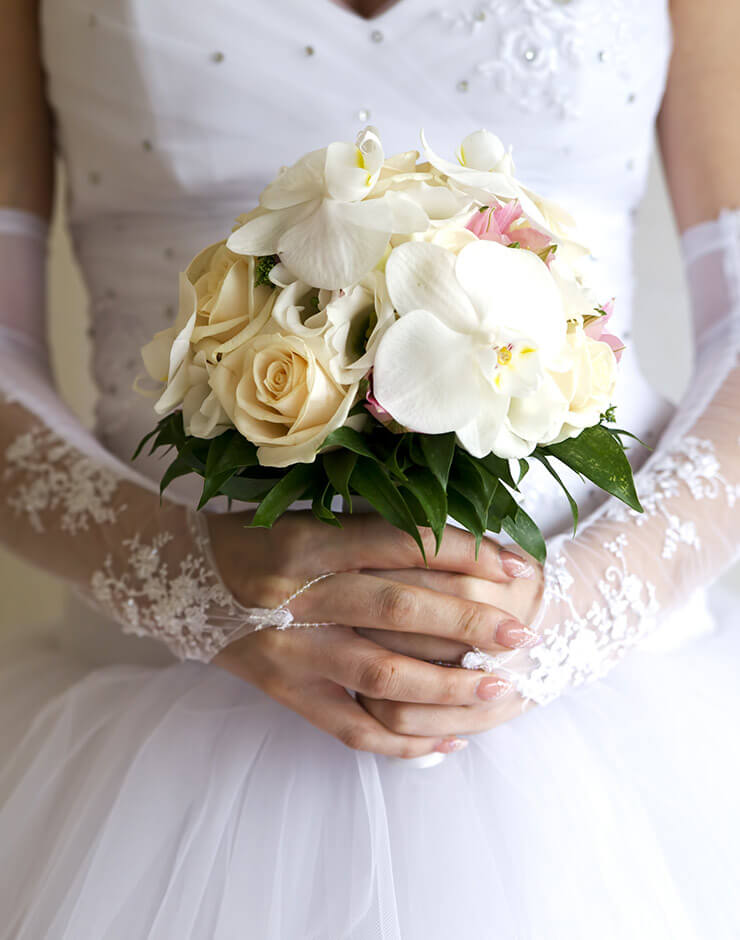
[421,129,521,202]
[227,127,429,290]
[324,271,396,384]
[372,240,569,459]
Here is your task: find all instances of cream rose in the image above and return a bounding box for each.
[140,241,278,439]
[210,332,358,467]
[548,329,618,443]
[187,241,276,361]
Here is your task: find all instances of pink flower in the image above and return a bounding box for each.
[585,300,625,362]
[466,202,553,254]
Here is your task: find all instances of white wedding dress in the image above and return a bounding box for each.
[1,1,740,937]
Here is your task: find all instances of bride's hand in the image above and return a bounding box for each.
[207,511,540,759]
[354,561,544,739]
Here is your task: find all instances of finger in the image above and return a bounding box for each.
[283,678,466,759]
[359,692,526,738]
[319,513,535,583]
[293,572,541,652]
[354,626,470,665]
[300,630,514,706]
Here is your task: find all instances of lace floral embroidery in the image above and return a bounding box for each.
[4,424,123,534]
[90,529,241,661]
[436,0,659,118]
[463,434,736,705]
[605,436,740,559]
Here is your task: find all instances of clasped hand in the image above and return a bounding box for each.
[209,512,544,759]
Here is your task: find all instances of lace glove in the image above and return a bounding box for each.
[0,208,316,661]
[464,210,740,705]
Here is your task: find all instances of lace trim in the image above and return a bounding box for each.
[4,424,124,534]
[462,434,736,705]
[90,512,336,662]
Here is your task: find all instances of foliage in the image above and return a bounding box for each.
[135,409,643,566]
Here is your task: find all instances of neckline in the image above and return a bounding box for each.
[325,0,414,26]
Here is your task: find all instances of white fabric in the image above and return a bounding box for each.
[1,1,740,937]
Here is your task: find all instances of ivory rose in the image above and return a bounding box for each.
[548,328,619,442]
[140,240,277,439]
[210,332,358,467]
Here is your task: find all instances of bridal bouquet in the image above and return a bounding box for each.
[137,127,641,562]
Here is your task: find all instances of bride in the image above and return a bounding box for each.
[1,0,739,937]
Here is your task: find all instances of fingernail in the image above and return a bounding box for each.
[436,737,469,754]
[477,676,512,701]
[497,619,542,649]
[500,550,534,579]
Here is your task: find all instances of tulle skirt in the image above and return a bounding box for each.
[1,590,739,940]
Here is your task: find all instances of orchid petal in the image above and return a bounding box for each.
[227,203,315,257]
[382,190,430,234]
[454,240,566,353]
[259,148,326,210]
[385,242,479,330]
[373,310,481,434]
[455,390,510,458]
[276,200,390,289]
[325,142,378,202]
[457,130,509,172]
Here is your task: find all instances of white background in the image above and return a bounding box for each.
[1,154,738,632]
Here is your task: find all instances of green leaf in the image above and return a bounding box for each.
[312,482,342,528]
[159,452,196,497]
[132,425,160,461]
[350,457,426,562]
[450,451,497,529]
[402,467,448,554]
[208,432,259,475]
[545,425,643,513]
[535,454,579,536]
[480,452,517,489]
[321,427,378,461]
[502,507,546,565]
[249,464,317,528]
[517,459,529,485]
[323,450,358,510]
[446,489,484,555]
[419,433,456,489]
[220,475,279,503]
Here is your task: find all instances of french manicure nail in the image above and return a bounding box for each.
[497,619,543,649]
[500,550,535,579]
[477,676,512,701]
[436,737,469,754]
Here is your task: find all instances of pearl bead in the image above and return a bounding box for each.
[523,47,539,63]
[356,108,371,121]
[457,79,469,92]
[371,30,384,43]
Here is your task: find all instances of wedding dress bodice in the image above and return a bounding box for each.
[39,0,674,536]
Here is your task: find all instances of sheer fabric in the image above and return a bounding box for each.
[464,210,740,703]
[0,209,319,662]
